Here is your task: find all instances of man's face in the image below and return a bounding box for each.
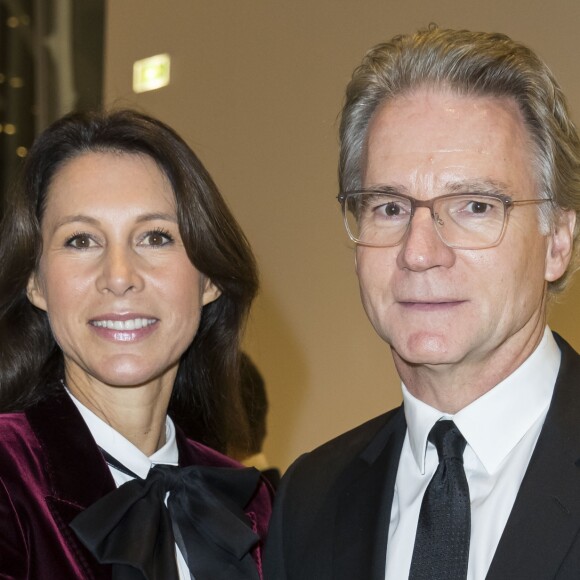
[355,88,573,378]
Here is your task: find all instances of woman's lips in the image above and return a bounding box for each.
[89,316,159,341]
[91,318,157,331]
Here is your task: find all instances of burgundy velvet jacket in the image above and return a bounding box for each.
[0,388,272,579]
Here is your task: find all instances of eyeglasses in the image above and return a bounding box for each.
[337,190,553,250]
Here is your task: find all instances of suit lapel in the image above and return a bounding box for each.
[332,408,406,580]
[26,388,115,579]
[487,335,580,579]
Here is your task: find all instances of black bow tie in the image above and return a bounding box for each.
[70,456,262,580]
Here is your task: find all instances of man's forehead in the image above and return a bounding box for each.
[362,87,537,195]
[367,87,527,143]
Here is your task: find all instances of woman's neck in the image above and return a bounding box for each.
[64,369,174,456]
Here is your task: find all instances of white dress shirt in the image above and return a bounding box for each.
[67,392,192,580]
[385,326,561,580]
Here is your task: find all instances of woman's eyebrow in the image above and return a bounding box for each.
[51,215,99,231]
[51,212,178,230]
[135,212,178,224]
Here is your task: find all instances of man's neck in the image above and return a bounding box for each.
[393,324,547,413]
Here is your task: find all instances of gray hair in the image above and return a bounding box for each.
[339,24,580,292]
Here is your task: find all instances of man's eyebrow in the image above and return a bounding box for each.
[445,180,512,195]
[363,184,410,195]
[362,180,514,197]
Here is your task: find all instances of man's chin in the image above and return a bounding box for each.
[389,336,462,368]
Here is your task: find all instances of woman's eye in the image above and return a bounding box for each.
[141,229,174,247]
[65,233,95,249]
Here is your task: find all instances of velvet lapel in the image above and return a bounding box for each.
[175,425,199,466]
[332,408,406,580]
[486,334,580,579]
[26,388,115,579]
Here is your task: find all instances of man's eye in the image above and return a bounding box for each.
[65,233,95,249]
[142,229,174,246]
[466,201,492,214]
[373,200,408,219]
[382,202,402,216]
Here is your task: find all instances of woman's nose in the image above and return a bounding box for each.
[95,246,145,295]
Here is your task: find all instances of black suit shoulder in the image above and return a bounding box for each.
[264,407,405,580]
[283,407,402,491]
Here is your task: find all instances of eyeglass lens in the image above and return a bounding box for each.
[344,193,506,249]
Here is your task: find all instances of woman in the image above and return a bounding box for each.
[0,109,271,579]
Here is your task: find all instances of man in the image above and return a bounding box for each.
[264,26,580,580]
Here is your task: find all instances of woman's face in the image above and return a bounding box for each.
[27,151,220,393]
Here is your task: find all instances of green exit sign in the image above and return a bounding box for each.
[133,54,171,93]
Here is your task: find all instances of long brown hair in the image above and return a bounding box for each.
[0,109,258,452]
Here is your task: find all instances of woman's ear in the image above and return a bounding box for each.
[201,277,221,306]
[26,273,48,312]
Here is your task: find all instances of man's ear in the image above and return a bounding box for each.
[201,277,221,306]
[545,209,576,283]
[26,273,48,312]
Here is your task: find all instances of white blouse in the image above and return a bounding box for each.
[67,390,192,580]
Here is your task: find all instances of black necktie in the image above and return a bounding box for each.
[70,452,262,580]
[409,420,471,580]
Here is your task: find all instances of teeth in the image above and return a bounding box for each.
[92,318,156,330]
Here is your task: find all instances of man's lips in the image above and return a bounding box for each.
[398,300,466,311]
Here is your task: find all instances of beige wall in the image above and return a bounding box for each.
[105,0,580,470]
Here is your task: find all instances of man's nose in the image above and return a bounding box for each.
[396,207,456,271]
[96,246,145,295]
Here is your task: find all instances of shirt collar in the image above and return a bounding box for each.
[66,389,179,479]
[403,326,560,475]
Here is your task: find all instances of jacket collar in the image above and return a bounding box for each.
[487,333,580,579]
[26,386,115,579]
[332,408,406,580]
[26,386,115,508]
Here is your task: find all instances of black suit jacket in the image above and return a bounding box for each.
[264,334,580,579]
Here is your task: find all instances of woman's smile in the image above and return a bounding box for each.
[89,315,160,342]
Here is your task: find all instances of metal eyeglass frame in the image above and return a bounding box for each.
[337,190,553,250]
